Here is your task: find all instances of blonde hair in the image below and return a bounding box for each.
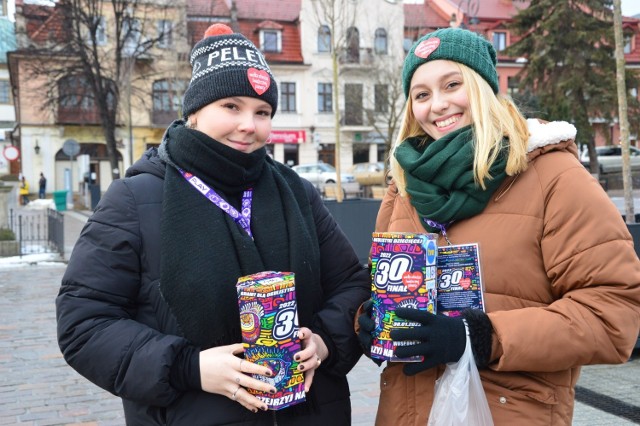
[390,62,530,195]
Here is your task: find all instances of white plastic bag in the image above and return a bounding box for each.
[428,323,494,426]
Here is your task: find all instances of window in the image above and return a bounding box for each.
[90,16,107,46]
[57,75,115,123]
[318,25,331,52]
[280,82,296,113]
[153,80,187,112]
[59,76,94,110]
[85,16,106,45]
[152,79,187,124]
[374,84,388,113]
[374,28,387,54]
[318,83,332,113]
[507,76,519,96]
[123,18,141,56]
[624,34,632,54]
[346,27,360,63]
[403,37,413,53]
[157,20,173,49]
[345,84,363,125]
[0,80,10,104]
[261,30,281,53]
[492,31,507,52]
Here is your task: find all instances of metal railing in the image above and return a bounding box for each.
[7,208,64,257]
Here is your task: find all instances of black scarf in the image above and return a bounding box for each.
[395,126,508,233]
[158,122,322,349]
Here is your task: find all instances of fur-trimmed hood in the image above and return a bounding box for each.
[526,118,577,153]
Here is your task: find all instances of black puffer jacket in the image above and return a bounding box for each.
[56,149,370,425]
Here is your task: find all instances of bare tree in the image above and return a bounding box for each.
[308,0,359,202]
[308,0,404,199]
[363,55,404,175]
[16,0,183,180]
[612,0,634,223]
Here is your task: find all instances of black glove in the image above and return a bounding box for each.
[390,307,467,376]
[357,300,383,366]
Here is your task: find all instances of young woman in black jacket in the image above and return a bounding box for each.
[56,24,370,425]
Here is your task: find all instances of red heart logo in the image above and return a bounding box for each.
[247,68,270,95]
[459,278,471,290]
[414,37,441,59]
[402,271,423,292]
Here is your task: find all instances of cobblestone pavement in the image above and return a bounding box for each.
[0,264,124,426]
[1,263,638,425]
[0,208,638,425]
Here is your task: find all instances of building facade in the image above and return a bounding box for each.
[5,0,640,196]
[8,0,190,195]
[0,0,16,176]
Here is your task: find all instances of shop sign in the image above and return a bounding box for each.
[270,130,306,144]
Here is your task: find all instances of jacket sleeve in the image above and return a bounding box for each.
[489,157,640,372]
[304,182,371,376]
[56,178,197,407]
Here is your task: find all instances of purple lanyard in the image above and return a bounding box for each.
[424,218,452,245]
[178,169,253,239]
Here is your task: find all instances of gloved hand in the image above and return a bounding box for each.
[357,300,383,366]
[391,307,466,376]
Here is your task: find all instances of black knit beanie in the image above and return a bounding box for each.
[182,24,279,118]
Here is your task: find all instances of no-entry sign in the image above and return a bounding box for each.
[3,146,19,161]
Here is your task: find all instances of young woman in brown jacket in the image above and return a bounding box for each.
[358,27,640,425]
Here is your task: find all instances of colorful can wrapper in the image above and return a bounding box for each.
[236,271,306,410]
[369,232,438,362]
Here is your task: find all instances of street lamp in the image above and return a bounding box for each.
[34,140,40,155]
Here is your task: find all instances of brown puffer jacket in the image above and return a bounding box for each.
[370,120,640,426]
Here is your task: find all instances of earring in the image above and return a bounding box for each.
[186,118,196,129]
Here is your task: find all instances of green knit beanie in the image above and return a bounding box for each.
[402,27,499,98]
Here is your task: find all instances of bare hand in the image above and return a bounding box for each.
[199,343,277,412]
[294,327,329,392]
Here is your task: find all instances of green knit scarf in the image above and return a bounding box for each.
[394,125,508,233]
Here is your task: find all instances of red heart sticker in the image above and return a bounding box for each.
[414,37,441,59]
[402,271,423,292]
[459,278,471,290]
[247,68,270,95]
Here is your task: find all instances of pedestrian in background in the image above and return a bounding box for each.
[38,172,46,199]
[19,176,29,205]
[56,24,369,425]
[358,27,640,425]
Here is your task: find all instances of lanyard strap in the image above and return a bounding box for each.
[424,218,452,245]
[178,169,253,238]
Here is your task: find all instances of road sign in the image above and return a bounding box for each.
[3,146,20,161]
[62,139,80,157]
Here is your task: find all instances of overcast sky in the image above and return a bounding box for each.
[622,0,640,17]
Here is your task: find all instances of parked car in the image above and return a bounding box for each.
[351,161,388,186]
[291,163,361,196]
[580,145,640,174]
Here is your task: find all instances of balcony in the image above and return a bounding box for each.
[152,109,180,127]
[57,106,102,125]
[338,48,375,67]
